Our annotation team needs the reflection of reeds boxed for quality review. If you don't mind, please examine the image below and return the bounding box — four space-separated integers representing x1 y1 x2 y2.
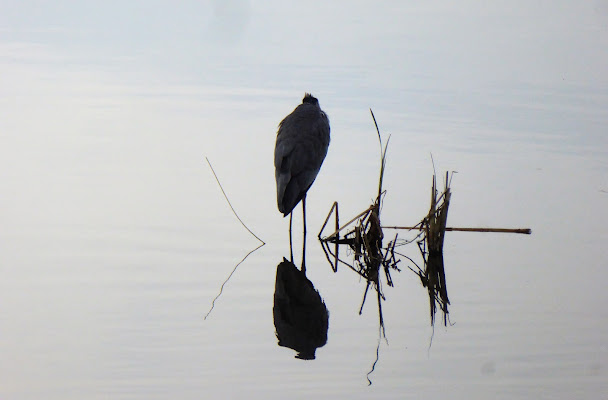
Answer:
318 111 532 384
318 109 398 385
318 110 398 338
318 106 534 332
418 172 452 327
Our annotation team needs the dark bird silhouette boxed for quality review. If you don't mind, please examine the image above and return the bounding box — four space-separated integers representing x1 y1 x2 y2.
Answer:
273 258 329 360
274 93 330 271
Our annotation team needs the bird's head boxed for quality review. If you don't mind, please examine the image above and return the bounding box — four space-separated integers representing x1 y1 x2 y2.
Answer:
302 93 319 106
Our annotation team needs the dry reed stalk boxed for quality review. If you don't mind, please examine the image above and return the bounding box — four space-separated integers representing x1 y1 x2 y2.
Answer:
318 110 397 338
384 226 532 234
417 172 452 326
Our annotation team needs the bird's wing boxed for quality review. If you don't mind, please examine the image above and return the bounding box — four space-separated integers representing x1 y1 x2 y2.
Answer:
274 108 330 215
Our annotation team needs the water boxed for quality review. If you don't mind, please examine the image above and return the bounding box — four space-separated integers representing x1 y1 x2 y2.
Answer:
1 1 607 399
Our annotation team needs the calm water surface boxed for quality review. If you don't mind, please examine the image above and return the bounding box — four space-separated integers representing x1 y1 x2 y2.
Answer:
1 2 607 399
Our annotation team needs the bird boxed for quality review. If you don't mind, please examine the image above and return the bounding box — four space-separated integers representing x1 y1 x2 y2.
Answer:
274 93 330 272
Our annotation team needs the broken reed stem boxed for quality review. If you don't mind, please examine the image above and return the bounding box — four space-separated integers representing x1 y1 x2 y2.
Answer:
205 157 266 245
382 226 532 234
321 205 375 240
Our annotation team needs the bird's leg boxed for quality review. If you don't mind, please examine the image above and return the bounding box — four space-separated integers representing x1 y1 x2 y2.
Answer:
302 194 307 274
289 212 294 263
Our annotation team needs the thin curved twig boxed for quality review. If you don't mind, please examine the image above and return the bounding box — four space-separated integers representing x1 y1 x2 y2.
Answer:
204 242 265 320
205 157 265 245
204 157 266 320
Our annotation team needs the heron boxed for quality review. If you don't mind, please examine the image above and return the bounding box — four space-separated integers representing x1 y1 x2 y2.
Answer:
274 93 330 272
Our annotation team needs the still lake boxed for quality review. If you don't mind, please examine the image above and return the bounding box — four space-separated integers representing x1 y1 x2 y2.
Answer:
1 2 607 399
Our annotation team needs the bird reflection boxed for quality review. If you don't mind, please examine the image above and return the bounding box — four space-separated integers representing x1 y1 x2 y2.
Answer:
273 258 329 360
